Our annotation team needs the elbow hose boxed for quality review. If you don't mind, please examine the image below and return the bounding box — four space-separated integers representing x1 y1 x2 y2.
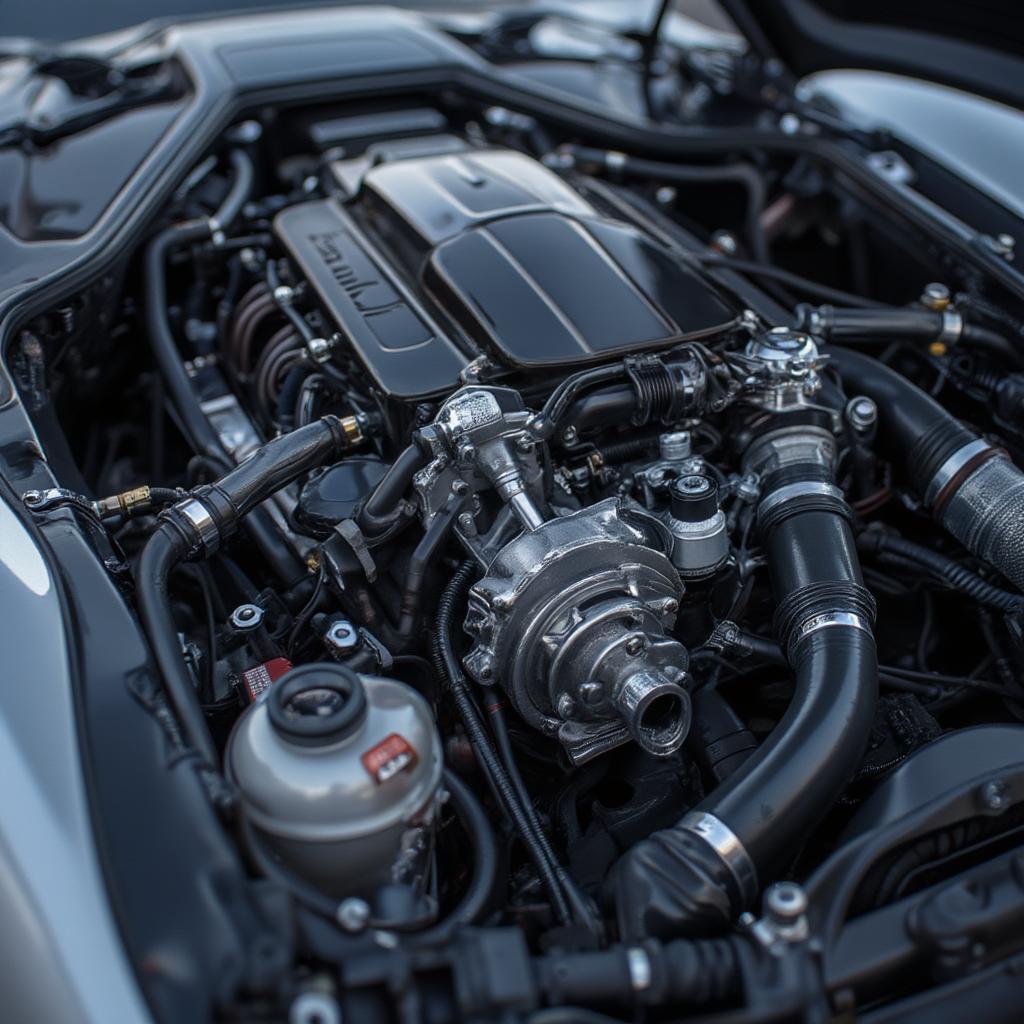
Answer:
613 459 877 939
136 417 353 765
831 348 1024 592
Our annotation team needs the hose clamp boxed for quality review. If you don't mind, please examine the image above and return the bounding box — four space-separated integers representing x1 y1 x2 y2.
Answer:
791 610 871 652
757 480 842 520
680 811 759 909
923 439 993 508
937 309 964 346
176 498 220 554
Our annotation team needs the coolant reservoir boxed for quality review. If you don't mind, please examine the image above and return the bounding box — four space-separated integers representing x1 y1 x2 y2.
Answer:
227 662 443 898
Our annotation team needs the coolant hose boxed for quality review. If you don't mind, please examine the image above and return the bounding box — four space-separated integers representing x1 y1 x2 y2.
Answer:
831 347 1024 591
613 461 877 939
136 417 352 765
356 443 427 538
799 305 1023 367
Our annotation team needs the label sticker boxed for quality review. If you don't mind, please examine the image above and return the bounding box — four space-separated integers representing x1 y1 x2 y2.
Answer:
362 733 418 784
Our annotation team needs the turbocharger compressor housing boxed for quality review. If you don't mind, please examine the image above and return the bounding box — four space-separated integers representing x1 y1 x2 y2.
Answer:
227 662 443 899
463 498 691 764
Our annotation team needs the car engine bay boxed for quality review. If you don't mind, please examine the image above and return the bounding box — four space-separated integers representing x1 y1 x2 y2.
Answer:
8 9 1024 1020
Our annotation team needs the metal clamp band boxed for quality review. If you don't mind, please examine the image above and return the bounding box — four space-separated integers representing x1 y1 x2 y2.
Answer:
791 610 871 652
937 309 964 346
923 439 992 508
680 810 759 908
757 480 842 520
176 498 219 554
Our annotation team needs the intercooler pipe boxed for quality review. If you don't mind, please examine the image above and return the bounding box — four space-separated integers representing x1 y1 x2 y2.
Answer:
613 443 877 939
830 347 1024 592
136 416 354 766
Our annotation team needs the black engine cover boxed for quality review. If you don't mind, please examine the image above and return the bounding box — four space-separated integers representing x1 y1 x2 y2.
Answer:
275 147 734 399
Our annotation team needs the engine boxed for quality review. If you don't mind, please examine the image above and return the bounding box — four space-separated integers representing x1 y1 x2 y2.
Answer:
17 94 1024 1021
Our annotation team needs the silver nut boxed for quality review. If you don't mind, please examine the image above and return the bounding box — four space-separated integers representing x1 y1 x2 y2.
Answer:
230 603 264 631
846 396 878 431
325 619 359 652
451 478 470 496
273 284 295 305
336 897 371 933
579 680 605 706
764 881 808 925
921 282 951 310
561 426 578 445
307 336 331 363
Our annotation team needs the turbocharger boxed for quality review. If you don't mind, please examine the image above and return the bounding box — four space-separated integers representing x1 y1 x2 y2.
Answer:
463 497 691 764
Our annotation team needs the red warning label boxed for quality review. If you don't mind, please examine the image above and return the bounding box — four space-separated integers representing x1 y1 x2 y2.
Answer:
361 733 417 784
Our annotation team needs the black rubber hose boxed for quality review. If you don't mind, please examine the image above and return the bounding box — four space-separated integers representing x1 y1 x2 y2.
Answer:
827 347 978 495
356 443 428 537
859 532 1023 612
487 702 599 934
800 305 1023 367
566 145 769 263
614 480 877 939
413 768 499 944
137 418 351 765
215 148 254 231
831 347 1024 592
145 219 229 466
537 937 740 1009
434 563 574 926
137 528 220 766
145 155 305 583
394 492 464 644
699 253 886 308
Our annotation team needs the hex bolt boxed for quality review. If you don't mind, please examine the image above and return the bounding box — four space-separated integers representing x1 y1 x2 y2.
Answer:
562 426 578 445
580 681 605 706
846 396 878 432
921 282 951 310
325 619 359 653
763 882 810 942
556 693 575 718
980 779 1010 812
336 897 371 933
625 634 647 656
230 603 264 631
451 478 470 496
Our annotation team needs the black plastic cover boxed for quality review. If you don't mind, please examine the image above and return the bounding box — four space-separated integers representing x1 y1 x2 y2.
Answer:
363 149 735 370
273 198 466 399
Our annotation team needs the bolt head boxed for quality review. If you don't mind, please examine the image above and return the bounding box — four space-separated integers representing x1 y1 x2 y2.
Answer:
22 490 42 507
981 779 1010 811
764 881 808 922
556 693 575 718
336 897 371 933
273 285 294 304
625 634 646 657
561 426 578 445
451 478 470 496
579 681 605 706
230 603 264 630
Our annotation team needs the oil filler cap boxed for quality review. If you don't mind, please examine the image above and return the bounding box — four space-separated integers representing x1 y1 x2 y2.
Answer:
670 474 719 522
267 663 368 747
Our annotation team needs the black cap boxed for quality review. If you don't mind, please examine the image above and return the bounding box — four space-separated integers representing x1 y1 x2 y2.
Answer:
670 474 719 522
267 663 368 747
